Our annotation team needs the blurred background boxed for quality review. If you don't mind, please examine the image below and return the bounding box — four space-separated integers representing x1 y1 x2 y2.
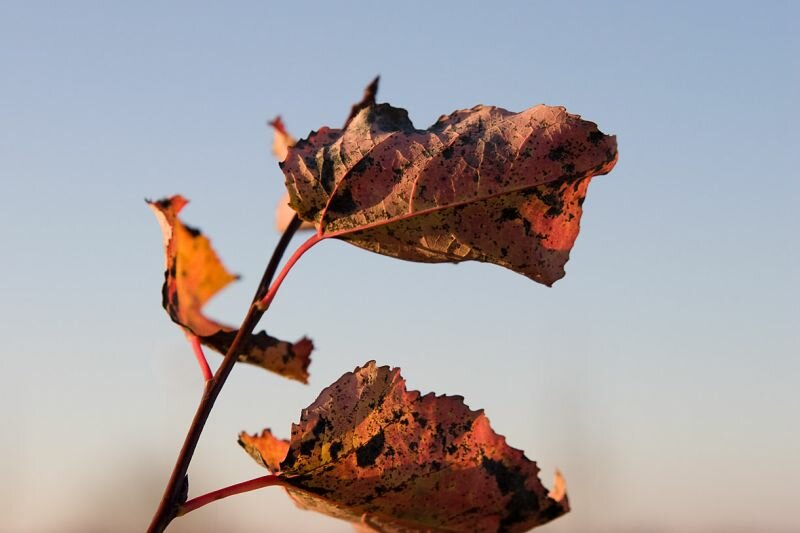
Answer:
1 1 797 531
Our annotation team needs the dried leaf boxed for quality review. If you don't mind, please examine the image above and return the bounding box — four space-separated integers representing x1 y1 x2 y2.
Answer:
270 117 315 233
282 100 617 286
240 361 568 531
148 195 312 382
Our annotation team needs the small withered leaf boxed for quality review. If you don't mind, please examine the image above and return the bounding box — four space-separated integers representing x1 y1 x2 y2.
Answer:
148 195 312 382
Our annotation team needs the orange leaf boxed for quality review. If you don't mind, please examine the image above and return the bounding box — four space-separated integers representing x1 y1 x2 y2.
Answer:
240 361 568 531
148 196 312 382
239 429 289 472
282 97 617 286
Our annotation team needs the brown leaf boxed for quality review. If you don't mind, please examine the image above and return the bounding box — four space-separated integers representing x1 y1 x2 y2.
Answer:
148 195 312 382
240 361 568 531
282 100 617 286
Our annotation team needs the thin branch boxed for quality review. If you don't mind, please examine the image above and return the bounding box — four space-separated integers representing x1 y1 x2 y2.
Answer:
186 333 212 382
255 232 325 312
177 475 285 517
147 215 304 533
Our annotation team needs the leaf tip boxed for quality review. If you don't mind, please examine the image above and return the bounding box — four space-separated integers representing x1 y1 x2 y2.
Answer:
239 428 290 472
548 469 568 503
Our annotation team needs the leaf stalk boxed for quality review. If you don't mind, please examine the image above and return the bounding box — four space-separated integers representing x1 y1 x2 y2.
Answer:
177 474 285 517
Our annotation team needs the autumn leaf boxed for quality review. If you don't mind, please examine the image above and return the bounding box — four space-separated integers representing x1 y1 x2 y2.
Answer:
239 361 568 531
281 98 617 286
270 117 316 233
148 195 312 382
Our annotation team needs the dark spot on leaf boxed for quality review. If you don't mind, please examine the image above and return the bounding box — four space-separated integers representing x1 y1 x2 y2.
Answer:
369 104 416 133
481 457 515 495
309 416 332 441
183 224 202 238
300 438 316 456
588 129 604 145
548 146 567 161
482 457 541 530
329 441 343 460
350 155 374 176
356 430 385 467
289 475 333 496
281 449 296 469
320 156 335 190
328 187 358 214
539 499 567 523
522 219 532 236
545 206 563 217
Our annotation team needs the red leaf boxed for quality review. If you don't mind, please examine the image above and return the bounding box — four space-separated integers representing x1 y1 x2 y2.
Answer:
148 196 312 382
240 361 568 531
282 99 617 285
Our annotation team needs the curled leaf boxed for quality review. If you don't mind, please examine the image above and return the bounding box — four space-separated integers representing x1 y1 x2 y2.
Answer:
148 195 312 382
240 361 568 531
239 429 289 472
282 98 617 285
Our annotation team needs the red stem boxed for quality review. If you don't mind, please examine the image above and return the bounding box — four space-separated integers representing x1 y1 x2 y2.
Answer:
186 333 212 382
177 475 285 517
255 233 324 311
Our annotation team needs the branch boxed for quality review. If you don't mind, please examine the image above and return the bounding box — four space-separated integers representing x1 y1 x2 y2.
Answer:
147 214 303 533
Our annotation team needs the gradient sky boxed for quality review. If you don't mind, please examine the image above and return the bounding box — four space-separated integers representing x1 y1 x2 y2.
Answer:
1 2 798 532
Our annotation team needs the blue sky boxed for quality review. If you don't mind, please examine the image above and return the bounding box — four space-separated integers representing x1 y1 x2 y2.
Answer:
1 2 797 531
